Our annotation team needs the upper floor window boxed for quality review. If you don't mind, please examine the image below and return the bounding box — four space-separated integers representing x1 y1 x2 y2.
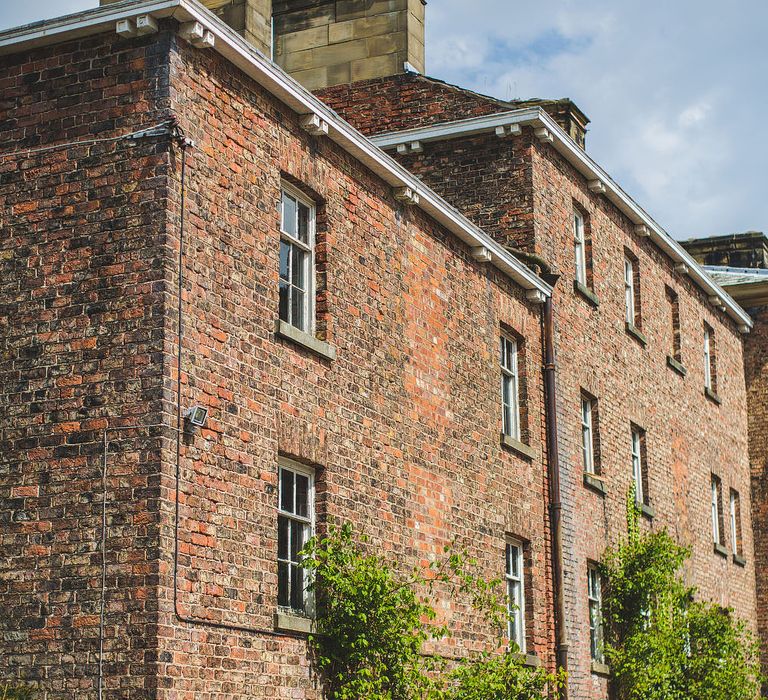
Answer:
506 540 527 652
588 564 604 663
581 393 599 475
666 286 682 363
574 210 588 286
279 186 315 333
631 425 649 508
704 323 718 395
730 488 743 559
624 254 641 328
500 334 520 441
277 458 315 614
711 474 725 550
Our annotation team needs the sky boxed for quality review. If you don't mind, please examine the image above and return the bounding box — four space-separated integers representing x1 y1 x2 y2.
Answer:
2 1 766 241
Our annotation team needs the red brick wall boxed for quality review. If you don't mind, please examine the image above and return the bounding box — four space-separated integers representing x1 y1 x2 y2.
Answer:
152 35 554 699
383 126 757 696
315 74 508 135
1 26 557 699
743 305 768 690
0 30 174 698
530 139 756 698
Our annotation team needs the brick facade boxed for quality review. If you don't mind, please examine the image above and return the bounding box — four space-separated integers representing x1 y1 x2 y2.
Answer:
682 233 768 693
0 3 760 699
1 20 556 699
326 79 758 696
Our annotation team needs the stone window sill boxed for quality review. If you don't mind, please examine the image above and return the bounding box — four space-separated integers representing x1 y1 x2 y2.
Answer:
501 434 536 461
573 280 599 307
733 553 747 567
513 652 541 668
584 472 607 495
591 661 611 677
625 322 647 347
639 502 655 520
667 356 687 377
714 542 728 559
705 387 722 405
274 611 314 635
275 320 336 361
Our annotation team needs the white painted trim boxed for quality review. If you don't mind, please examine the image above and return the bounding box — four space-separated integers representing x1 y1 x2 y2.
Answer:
369 112 753 330
0 0 552 299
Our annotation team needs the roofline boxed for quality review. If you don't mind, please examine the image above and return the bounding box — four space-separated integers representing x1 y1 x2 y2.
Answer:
0 0 552 300
703 268 768 307
370 112 753 331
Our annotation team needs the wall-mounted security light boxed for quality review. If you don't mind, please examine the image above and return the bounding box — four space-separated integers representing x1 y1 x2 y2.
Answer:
184 405 209 430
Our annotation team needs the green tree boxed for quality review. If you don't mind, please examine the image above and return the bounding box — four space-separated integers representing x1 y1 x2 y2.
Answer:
602 494 761 700
301 523 564 700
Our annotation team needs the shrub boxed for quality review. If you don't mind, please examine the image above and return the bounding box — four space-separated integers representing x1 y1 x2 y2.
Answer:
301 523 563 700
602 494 762 700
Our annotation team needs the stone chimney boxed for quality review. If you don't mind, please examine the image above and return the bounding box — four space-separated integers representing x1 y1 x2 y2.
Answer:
272 0 426 90
683 232 768 270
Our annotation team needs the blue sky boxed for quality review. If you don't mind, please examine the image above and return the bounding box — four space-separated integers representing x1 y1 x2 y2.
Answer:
2 1 766 241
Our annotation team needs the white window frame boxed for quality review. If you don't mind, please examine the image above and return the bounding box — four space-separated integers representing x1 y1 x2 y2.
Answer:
588 565 604 663
711 475 722 546
279 184 316 333
624 256 636 325
574 211 587 286
277 457 315 615
581 395 595 474
730 489 740 555
631 427 644 506
704 326 713 391
505 540 526 653
500 334 521 440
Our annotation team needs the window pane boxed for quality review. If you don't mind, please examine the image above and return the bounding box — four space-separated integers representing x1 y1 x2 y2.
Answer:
279 240 291 281
295 474 309 518
508 545 520 577
282 192 297 236
280 469 294 513
292 289 306 331
279 281 290 323
290 564 305 611
278 515 289 560
297 202 310 244
290 519 304 561
278 561 290 607
292 247 306 290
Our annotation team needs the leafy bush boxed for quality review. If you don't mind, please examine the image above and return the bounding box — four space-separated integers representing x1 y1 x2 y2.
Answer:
301 523 563 700
602 494 762 700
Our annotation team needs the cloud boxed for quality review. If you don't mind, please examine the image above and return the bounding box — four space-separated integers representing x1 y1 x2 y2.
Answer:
426 0 768 239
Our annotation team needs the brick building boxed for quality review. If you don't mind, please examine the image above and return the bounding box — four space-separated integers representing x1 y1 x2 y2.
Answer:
683 231 768 691
0 1 760 698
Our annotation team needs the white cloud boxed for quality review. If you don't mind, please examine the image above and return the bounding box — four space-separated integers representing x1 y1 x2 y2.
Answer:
425 0 768 239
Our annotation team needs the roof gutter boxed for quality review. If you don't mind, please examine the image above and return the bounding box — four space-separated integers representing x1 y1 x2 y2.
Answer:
370 112 753 331
0 0 552 300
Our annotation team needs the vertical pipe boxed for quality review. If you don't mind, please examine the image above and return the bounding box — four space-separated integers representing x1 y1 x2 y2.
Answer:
542 277 568 696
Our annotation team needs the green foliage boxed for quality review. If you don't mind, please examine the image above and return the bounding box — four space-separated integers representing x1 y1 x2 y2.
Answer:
602 495 762 700
0 683 36 700
301 523 563 700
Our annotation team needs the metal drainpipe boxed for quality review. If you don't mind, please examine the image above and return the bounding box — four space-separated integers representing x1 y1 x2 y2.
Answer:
541 273 568 696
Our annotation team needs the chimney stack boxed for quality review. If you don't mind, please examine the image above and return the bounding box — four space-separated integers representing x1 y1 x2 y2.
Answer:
273 0 426 90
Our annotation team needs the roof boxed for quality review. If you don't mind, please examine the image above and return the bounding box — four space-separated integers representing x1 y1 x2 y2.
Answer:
705 266 768 287
704 266 768 307
0 0 552 300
